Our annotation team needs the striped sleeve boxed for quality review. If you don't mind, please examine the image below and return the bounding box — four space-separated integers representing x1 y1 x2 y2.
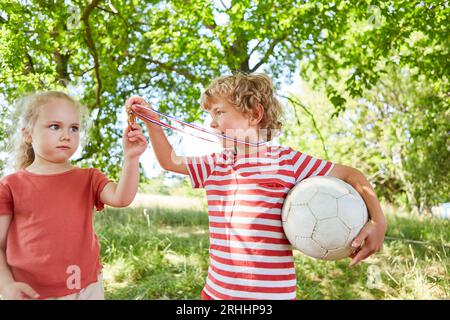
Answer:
290 148 334 184
185 153 218 189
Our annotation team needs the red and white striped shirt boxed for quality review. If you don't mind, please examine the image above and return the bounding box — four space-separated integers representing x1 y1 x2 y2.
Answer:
186 146 334 300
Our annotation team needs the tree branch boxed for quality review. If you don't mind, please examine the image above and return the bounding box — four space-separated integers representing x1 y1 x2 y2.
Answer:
219 0 230 10
72 66 95 77
81 0 102 109
248 38 265 58
23 52 46 87
97 5 130 27
281 95 330 159
24 53 35 75
141 56 199 82
51 27 71 87
250 36 286 73
54 50 70 86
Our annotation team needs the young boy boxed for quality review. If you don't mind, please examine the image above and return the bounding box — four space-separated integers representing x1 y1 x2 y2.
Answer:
126 73 387 300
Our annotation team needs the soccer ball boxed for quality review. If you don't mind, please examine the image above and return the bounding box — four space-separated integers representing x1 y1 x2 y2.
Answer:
282 176 368 260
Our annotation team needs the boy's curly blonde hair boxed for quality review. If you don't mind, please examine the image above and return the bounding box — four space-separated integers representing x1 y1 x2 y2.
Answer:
200 73 283 141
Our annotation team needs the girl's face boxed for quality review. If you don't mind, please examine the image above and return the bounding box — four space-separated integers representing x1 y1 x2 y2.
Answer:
27 98 80 165
208 98 259 150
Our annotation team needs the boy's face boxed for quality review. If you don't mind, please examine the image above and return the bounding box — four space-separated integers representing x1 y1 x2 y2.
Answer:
26 98 80 165
207 98 259 149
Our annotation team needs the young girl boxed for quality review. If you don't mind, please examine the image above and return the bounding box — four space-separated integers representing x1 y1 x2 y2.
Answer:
126 73 387 300
0 91 147 300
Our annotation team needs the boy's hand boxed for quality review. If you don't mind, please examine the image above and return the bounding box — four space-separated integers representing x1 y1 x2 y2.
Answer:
349 218 387 267
123 123 147 159
1 282 40 300
125 96 160 121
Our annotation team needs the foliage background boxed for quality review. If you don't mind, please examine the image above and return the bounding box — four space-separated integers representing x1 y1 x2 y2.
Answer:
0 0 449 301
1 0 448 211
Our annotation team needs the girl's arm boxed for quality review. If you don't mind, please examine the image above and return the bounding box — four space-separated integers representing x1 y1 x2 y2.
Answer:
0 215 39 299
329 164 387 267
126 97 189 175
100 124 148 207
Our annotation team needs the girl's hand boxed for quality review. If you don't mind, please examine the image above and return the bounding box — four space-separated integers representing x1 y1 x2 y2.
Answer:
125 96 160 121
123 123 147 159
1 282 40 300
348 218 387 267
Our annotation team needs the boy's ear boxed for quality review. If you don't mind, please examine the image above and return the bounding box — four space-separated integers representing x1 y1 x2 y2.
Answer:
21 128 32 144
249 104 264 126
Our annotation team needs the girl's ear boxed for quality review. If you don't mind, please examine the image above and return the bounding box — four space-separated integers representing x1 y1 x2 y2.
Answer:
249 104 264 126
21 128 32 144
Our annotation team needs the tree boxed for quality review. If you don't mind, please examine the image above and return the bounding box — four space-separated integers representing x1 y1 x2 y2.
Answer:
1 0 448 184
0 0 349 176
282 63 449 214
301 0 449 114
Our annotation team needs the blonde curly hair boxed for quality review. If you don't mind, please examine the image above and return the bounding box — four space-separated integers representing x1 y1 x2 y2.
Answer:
8 91 89 170
200 73 283 141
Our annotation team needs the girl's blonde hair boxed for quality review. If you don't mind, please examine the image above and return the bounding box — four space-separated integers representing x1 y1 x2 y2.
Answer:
200 73 283 141
8 91 89 170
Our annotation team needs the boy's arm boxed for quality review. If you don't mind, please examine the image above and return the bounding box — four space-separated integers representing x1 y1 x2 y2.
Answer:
329 164 387 267
0 215 39 299
127 97 188 175
100 124 148 207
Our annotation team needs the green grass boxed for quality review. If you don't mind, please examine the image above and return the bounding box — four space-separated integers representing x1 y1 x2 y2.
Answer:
95 207 209 299
95 203 449 300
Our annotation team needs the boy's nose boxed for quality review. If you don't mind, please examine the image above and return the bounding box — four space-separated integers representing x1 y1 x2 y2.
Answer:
210 120 218 129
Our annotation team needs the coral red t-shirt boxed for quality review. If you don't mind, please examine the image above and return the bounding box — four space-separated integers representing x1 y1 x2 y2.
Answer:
0 168 111 299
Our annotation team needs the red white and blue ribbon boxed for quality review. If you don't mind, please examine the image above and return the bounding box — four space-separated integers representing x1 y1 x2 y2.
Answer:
131 104 266 147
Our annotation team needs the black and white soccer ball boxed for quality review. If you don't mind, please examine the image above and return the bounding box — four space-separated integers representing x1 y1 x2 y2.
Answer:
282 176 368 260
